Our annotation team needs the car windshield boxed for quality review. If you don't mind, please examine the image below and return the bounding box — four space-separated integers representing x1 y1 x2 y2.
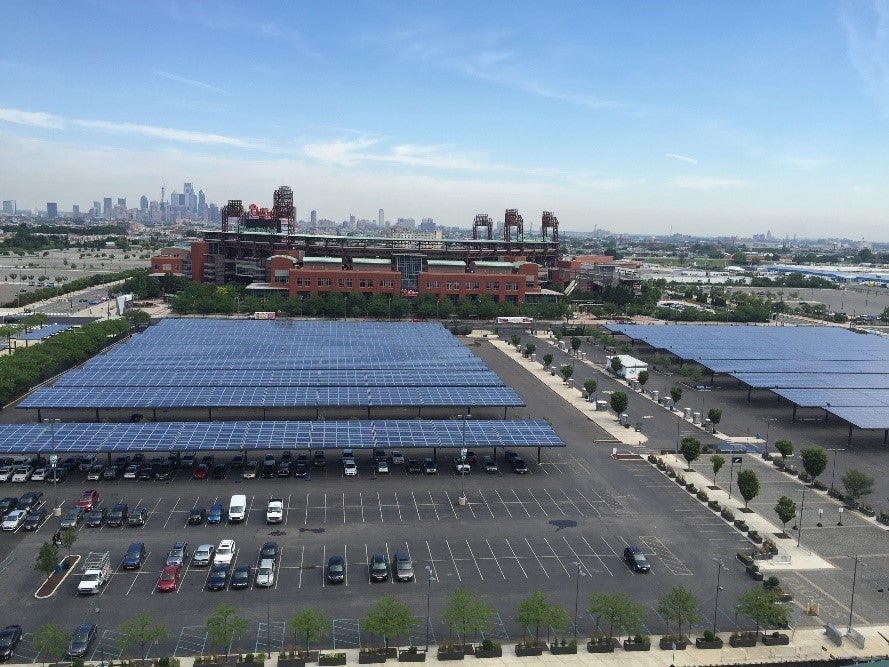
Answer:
0 634 14 647
161 571 176 581
372 560 386 571
329 563 343 572
634 553 647 562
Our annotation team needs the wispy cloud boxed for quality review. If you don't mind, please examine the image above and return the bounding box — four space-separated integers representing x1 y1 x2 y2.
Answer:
665 153 698 165
152 69 230 95
0 107 65 129
840 0 889 114
73 118 256 148
782 156 829 170
673 176 747 189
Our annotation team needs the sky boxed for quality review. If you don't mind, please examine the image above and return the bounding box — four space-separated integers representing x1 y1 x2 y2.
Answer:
1 1 888 240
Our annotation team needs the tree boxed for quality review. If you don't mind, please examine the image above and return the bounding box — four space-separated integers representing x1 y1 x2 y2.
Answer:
707 408 722 430
842 469 875 504
32 624 68 667
60 527 77 551
737 469 760 508
34 542 59 578
206 603 248 656
610 391 628 415
680 437 701 469
442 588 494 644
610 356 623 374
523 343 536 357
583 379 597 401
559 364 574 383
515 591 569 644
774 496 797 534
656 586 702 639
588 592 645 640
709 454 725 486
669 385 683 405
800 447 828 484
736 589 790 635
288 608 327 654
118 611 166 659
637 370 649 387
542 353 553 369
363 595 414 650
510 334 521 347
570 336 582 355
774 439 793 460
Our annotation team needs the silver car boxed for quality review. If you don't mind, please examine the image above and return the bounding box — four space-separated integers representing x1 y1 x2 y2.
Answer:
255 558 275 587
193 544 214 566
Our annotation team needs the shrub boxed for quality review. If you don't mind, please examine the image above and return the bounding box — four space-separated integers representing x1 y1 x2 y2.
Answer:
632 635 649 645
245 654 254 663
685 483 697 493
708 500 720 511
763 576 780 590
721 507 735 521
879 511 889 525
696 490 708 501
736 552 754 567
702 630 716 642
813 479 828 491
676 474 686 485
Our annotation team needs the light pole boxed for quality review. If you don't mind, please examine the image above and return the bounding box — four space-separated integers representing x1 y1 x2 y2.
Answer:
44 418 60 491
848 555 862 633
711 559 728 635
827 448 845 493
458 415 468 504
762 417 777 454
571 562 586 641
796 486 806 548
425 566 436 652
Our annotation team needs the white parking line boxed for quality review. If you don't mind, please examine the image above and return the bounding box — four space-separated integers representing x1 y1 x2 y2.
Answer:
411 491 422 521
427 491 440 521
359 492 366 523
541 537 570 574
465 540 484 580
524 537 549 577
143 497 163 528
284 493 292 526
444 491 458 519
344 544 349 586
393 492 403 522
243 495 255 526
527 489 548 516
298 545 305 589
493 490 513 517
274 546 282 590
485 539 507 579
425 540 439 582
591 536 616 576
384 542 393 584
542 489 566 516
475 490 496 518
502 539 528 579
465 496 477 519
377 492 384 522
512 490 531 517
560 489 584 516
444 539 462 582
163 497 180 529
364 543 370 584
574 488 599 515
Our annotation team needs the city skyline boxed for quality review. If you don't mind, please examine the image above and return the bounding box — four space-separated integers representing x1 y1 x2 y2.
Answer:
1 2 887 239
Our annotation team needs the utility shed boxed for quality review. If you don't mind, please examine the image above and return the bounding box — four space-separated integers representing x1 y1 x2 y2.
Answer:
609 354 648 381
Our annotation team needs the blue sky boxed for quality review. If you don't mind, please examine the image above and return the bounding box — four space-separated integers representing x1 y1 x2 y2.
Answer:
1 1 887 240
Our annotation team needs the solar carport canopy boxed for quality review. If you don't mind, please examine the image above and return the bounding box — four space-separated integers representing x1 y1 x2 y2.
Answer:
0 420 563 454
605 324 889 430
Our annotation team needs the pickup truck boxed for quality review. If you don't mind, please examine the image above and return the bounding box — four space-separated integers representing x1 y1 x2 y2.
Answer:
77 551 112 594
266 498 284 524
453 457 470 475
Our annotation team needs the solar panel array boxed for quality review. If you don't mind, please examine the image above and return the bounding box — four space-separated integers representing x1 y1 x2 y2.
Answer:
0 419 563 454
20 319 523 410
18 323 74 340
606 324 889 430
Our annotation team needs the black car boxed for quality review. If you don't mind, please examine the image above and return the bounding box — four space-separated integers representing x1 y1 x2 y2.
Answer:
230 455 244 469
407 459 421 474
200 455 214 467
326 555 345 584
17 491 44 511
0 498 18 517
296 454 309 467
207 563 229 591
22 508 47 531
59 507 84 530
623 546 651 573
276 462 292 477
0 624 22 661
127 507 149 527
293 463 308 478
230 564 251 590
180 453 196 469
261 464 277 479
154 463 174 480
106 502 129 527
511 457 528 474
65 623 97 659
312 451 326 467
85 508 107 527
369 553 389 581
504 451 519 463
46 468 69 484
138 465 156 481
259 541 279 562
122 542 147 569
210 463 227 479
422 458 437 475
102 465 121 480
188 507 206 525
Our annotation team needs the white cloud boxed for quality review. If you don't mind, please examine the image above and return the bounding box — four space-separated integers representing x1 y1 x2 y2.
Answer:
782 156 829 170
0 107 65 129
72 118 257 148
673 176 747 189
302 137 382 167
151 70 230 95
841 0 889 114
665 153 698 165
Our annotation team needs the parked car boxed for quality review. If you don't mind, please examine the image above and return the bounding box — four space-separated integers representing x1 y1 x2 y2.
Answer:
1 510 27 531
22 508 48 531
86 464 105 481
276 462 292 477
312 451 326 467
369 553 389 581
230 455 244 469
481 455 498 474
76 490 100 511
193 544 214 566
188 507 207 525
343 460 358 477
166 541 189 567
242 460 259 479
0 624 22 661
156 565 181 592
46 468 69 484
11 467 33 483
59 507 84 530
65 623 97 659
154 463 174 480
464 450 478 464
259 541 279 562
511 457 528 474
106 502 129 527
390 451 405 465
623 546 651 573
85 508 107 528
180 453 196 469
376 459 389 474
453 457 470 474
326 555 345 584
293 463 308 478
392 549 414 582
207 563 230 591
255 559 275 587
260 464 277 479
78 454 97 471
230 564 251 590
138 466 156 481
102 466 121 481
504 451 520 463
0 468 13 483
127 507 149 527
121 542 147 569
31 467 48 482
17 491 43 511
0 498 17 517
122 464 141 480
192 464 209 480
210 464 227 480
214 539 236 565
207 504 225 525
407 460 422 474
423 458 437 475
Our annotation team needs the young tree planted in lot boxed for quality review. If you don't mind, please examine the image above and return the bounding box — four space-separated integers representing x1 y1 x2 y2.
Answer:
610 391 629 415
656 586 702 640
515 591 569 644
680 437 701 469
669 385 683 405
710 454 725 486
442 588 494 644
570 336 582 355
510 334 520 347
707 408 722 431
736 588 790 635
32 624 68 667
637 370 649 388
523 343 536 357
289 608 328 655
610 356 623 374
60 527 77 552
588 592 645 641
774 496 797 535
774 439 794 460
206 603 248 656
559 364 574 383
118 611 166 659
363 595 414 650
583 379 597 402
34 542 59 578
737 469 760 509
800 447 827 485
542 353 553 369
842 469 875 505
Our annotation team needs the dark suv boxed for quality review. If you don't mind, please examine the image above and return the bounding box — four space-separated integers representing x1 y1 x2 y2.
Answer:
65 623 97 659
623 545 650 573
326 555 345 584
0 624 22 661
122 542 147 569
369 553 388 581
106 502 128 527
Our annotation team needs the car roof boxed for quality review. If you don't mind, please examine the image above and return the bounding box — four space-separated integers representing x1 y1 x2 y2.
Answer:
173 540 187 548
127 542 144 550
74 623 96 632
162 564 180 572
371 552 386 560
218 539 235 548
197 544 213 551
328 555 343 563
394 549 410 559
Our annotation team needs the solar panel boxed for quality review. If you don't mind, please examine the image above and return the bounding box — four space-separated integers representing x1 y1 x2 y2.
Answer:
18 323 74 340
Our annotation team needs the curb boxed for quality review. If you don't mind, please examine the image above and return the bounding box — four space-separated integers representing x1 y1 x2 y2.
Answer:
34 553 80 599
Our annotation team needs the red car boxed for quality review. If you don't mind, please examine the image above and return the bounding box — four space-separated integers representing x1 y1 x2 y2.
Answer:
76 489 100 511
192 464 209 480
156 565 181 592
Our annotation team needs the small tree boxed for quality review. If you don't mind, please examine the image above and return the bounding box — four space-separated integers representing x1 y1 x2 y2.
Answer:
542 353 553 369
800 447 828 485
774 495 797 534
774 439 793 460
118 611 166 659
610 356 623 374
510 334 520 347
736 588 790 635
583 379 597 402
206 603 248 656
737 469 760 509
588 592 645 640
60 527 78 551
610 391 629 415
289 608 328 655
32 624 68 667
680 437 701 469
669 385 683 405
707 408 722 431
637 370 649 387
515 591 568 644
524 343 536 357
709 454 725 486
34 542 59 579
559 364 574 383
570 336 582 355
842 469 875 505
442 588 494 644
363 595 414 650
656 586 702 640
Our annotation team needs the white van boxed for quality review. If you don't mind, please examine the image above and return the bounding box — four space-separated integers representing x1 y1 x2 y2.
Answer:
229 494 247 522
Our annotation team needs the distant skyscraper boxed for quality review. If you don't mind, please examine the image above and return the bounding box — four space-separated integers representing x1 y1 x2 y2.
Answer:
72 204 80 217
103 198 112 217
184 182 197 212
310 210 317 226
46 202 58 219
378 209 384 226
419 217 435 233
140 195 149 211
117 197 126 209
93 201 101 217
198 189 206 214
2 200 14 214
349 214 356 228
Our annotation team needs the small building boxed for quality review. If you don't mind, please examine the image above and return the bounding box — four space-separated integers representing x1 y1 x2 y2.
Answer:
609 354 648 381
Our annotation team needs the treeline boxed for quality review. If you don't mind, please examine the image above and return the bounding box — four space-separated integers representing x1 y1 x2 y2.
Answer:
3 268 147 308
749 274 838 289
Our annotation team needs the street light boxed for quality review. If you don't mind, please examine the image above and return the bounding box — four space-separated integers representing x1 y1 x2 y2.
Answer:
425 566 437 652
827 448 845 493
796 486 806 548
762 417 778 454
570 562 587 641
711 559 728 635
847 555 862 633
457 415 468 504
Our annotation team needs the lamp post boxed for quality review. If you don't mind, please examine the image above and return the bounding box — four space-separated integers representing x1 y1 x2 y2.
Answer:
848 555 862 633
827 448 844 493
425 566 436 652
44 418 60 491
571 562 586 641
762 417 778 454
796 486 806 548
458 415 468 504
711 559 728 635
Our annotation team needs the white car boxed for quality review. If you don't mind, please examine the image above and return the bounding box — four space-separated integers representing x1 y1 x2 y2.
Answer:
31 467 48 482
0 466 13 482
214 539 236 565
11 466 33 483
1 510 27 531
255 558 275 587
265 499 284 524
390 451 405 465
343 459 358 477
122 465 140 480
376 459 389 474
